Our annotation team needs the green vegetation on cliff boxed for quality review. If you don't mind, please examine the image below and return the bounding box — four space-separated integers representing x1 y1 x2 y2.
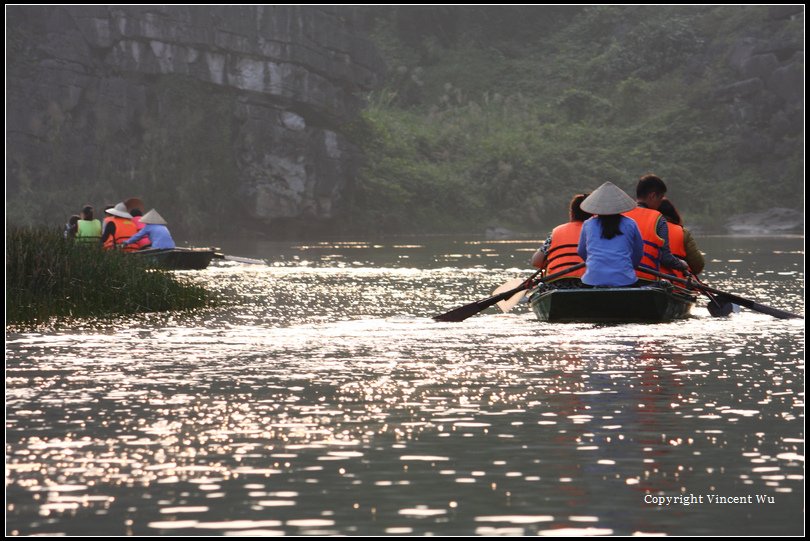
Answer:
349 6 803 234
6 228 211 326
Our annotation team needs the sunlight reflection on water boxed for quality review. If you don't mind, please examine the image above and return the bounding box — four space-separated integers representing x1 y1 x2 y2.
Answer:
5 237 804 536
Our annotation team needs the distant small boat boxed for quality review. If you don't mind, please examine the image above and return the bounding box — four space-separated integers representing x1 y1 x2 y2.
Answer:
528 284 697 323
133 247 216 270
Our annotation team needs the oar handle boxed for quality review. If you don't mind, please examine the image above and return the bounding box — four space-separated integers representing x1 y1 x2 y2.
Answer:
481 262 587 308
528 262 585 289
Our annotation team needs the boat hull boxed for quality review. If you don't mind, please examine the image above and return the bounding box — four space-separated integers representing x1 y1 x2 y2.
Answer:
529 285 696 323
133 248 215 270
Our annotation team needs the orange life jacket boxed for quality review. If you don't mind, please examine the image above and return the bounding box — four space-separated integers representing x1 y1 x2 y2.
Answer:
545 221 586 280
623 206 664 281
662 222 687 279
103 217 139 251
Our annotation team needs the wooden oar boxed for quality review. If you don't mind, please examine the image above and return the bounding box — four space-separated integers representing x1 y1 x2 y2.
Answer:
687 272 737 317
493 278 530 313
212 252 267 265
433 262 586 322
640 267 801 320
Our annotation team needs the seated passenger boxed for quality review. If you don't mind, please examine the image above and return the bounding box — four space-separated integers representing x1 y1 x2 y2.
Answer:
577 182 643 287
531 193 592 287
122 209 176 250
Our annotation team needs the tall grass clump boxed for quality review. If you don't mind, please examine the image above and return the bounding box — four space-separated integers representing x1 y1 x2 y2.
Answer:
6 227 211 325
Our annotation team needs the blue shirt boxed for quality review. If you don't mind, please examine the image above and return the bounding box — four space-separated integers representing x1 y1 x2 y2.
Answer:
124 224 176 250
577 216 643 287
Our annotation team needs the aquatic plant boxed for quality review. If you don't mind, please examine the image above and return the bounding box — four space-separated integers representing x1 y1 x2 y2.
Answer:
6 227 211 325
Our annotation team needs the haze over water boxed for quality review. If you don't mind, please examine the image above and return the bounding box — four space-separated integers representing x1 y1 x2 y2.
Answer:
5 236 804 536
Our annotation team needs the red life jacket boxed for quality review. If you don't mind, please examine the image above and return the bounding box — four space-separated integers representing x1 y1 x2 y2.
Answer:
623 206 664 281
545 221 586 281
131 216 151 249
103 217 139 251
662 222 687 279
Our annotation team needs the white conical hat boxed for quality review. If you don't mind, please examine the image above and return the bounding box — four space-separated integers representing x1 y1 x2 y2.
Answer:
105 202 133 219
580 182 637 215
140 209 167 225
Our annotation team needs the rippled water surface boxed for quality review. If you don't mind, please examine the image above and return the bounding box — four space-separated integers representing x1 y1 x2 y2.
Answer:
6 236 804 535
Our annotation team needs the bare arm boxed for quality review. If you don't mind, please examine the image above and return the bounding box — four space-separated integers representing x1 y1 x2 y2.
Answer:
531 232 553 269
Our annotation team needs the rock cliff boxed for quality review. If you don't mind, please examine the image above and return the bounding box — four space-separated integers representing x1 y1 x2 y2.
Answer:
714 7 803 168
7 6 382 237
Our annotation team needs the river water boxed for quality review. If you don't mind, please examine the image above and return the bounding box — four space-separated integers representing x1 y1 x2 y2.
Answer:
5 235 804 536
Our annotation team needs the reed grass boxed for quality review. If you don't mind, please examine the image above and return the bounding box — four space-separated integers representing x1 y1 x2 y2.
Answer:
6 227 211 325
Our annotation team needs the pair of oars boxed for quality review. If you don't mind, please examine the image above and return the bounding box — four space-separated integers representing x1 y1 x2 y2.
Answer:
639 267 801 320
433 264 801 322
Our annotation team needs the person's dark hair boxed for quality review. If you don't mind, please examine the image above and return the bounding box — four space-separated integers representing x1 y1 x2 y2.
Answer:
570 193 593 222
68 215 80 226
657 199 682 225
82 205 94 220
636 174 667 199
599 214 624 240
130 208 143 217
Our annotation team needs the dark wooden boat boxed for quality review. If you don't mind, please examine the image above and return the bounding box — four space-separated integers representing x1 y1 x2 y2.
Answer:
133 247 216 270
528 283 697 323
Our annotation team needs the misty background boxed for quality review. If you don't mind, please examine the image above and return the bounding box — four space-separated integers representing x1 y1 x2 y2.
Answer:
6 6 804 240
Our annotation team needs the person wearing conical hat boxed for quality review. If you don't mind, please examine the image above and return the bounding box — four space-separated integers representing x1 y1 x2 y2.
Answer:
122 209 176 250
576 182 644 287
128 207 152 250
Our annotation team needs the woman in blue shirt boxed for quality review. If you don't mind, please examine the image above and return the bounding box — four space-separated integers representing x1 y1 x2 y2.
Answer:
123 209 176 250
577 182 643 287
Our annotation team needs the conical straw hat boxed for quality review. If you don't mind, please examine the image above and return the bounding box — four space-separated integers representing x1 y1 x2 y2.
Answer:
580 182 637 215
140 209 168 225
105 202 133 219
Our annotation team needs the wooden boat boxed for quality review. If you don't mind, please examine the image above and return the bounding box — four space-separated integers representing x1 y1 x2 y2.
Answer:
528 283 697 323
132 247 216 270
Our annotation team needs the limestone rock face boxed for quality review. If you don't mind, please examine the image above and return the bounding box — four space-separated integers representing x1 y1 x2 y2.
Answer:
7 6 382 236
720 27 803 165
726 207 804 235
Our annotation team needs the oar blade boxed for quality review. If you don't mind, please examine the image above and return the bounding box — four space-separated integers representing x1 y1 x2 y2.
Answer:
433 287 519 322
432 301 488 323
433 263 585 323
707 299 736 317
212 252 267 265
496 289 529 313
492 278 526 313
225 255 267 265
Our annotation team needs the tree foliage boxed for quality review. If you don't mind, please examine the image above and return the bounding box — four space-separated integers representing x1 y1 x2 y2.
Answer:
348 6 803 234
